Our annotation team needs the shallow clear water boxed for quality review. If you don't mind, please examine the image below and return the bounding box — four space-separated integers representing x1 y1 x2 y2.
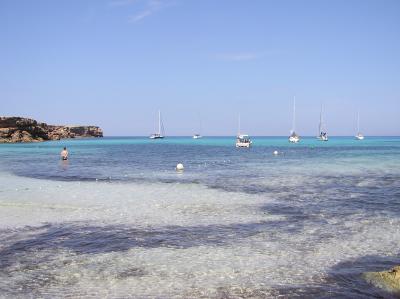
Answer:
0 137 399 298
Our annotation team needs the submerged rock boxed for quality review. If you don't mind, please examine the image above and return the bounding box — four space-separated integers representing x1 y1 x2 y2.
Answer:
363 266 400 296
0 116 103 143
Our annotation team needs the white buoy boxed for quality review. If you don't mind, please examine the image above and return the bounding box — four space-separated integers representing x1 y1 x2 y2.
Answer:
273 150 279 155
176 163 184 171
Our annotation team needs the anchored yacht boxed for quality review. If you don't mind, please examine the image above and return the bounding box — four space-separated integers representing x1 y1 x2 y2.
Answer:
236 115 252 148
149 110 165 139
317 104 328 141
289 97 300 143
355 111 364 140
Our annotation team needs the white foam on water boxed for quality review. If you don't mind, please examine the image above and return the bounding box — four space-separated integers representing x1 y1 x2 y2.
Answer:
0 171 400 297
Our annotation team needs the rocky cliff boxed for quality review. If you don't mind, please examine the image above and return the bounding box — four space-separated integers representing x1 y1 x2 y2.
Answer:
0 117 103 143
48 125 103 140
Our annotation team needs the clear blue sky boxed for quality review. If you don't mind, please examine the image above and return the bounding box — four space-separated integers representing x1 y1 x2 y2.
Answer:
1 0 399 136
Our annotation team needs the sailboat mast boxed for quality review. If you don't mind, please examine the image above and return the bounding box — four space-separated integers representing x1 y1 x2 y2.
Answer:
292 96 296 133
357 111 360 133
199 118 202 135
319 104 323 134
238 114 241 136
158 110 161 135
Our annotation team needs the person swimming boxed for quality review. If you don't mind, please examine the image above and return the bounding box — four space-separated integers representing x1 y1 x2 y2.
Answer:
60 147 69 160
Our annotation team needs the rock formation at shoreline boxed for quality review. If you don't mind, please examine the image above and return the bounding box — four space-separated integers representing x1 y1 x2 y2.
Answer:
363 266 400 296
47 125 103 140
0 117 103 143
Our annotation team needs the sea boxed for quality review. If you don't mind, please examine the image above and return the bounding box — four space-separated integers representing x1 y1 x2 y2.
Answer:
0 136 399 298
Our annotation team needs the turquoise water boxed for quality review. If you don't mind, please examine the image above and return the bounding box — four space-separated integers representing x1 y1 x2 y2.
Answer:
0 136 399 183
0 136 399 298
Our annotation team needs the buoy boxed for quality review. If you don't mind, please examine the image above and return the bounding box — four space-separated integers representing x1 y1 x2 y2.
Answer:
176 163 184 171
273 150 279 155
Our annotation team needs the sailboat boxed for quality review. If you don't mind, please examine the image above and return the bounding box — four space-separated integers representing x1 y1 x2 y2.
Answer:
355 111 364 140
236 114 252 148
289 96 300 143
317 104 328 141
149 110 165 139
193 117 202 139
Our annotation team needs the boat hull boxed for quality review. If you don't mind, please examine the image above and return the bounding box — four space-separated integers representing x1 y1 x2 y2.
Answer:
317 136 328 141
236 142 251 148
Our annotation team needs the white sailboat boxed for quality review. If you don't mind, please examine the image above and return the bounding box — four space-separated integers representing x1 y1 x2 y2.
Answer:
193 117 202 139
149 110 165 139
236 114 252 148
317 104 328 141
289 96 300 143
355 111 364 140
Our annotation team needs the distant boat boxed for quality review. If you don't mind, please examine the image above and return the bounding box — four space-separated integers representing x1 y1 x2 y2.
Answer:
149 110 165 139
355 111 364 140
193 117 202 139
289 96 300 143
317 104 328 141
236 114 252 148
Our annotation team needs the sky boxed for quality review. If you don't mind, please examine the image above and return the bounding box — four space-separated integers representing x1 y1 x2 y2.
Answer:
1 0 399 136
